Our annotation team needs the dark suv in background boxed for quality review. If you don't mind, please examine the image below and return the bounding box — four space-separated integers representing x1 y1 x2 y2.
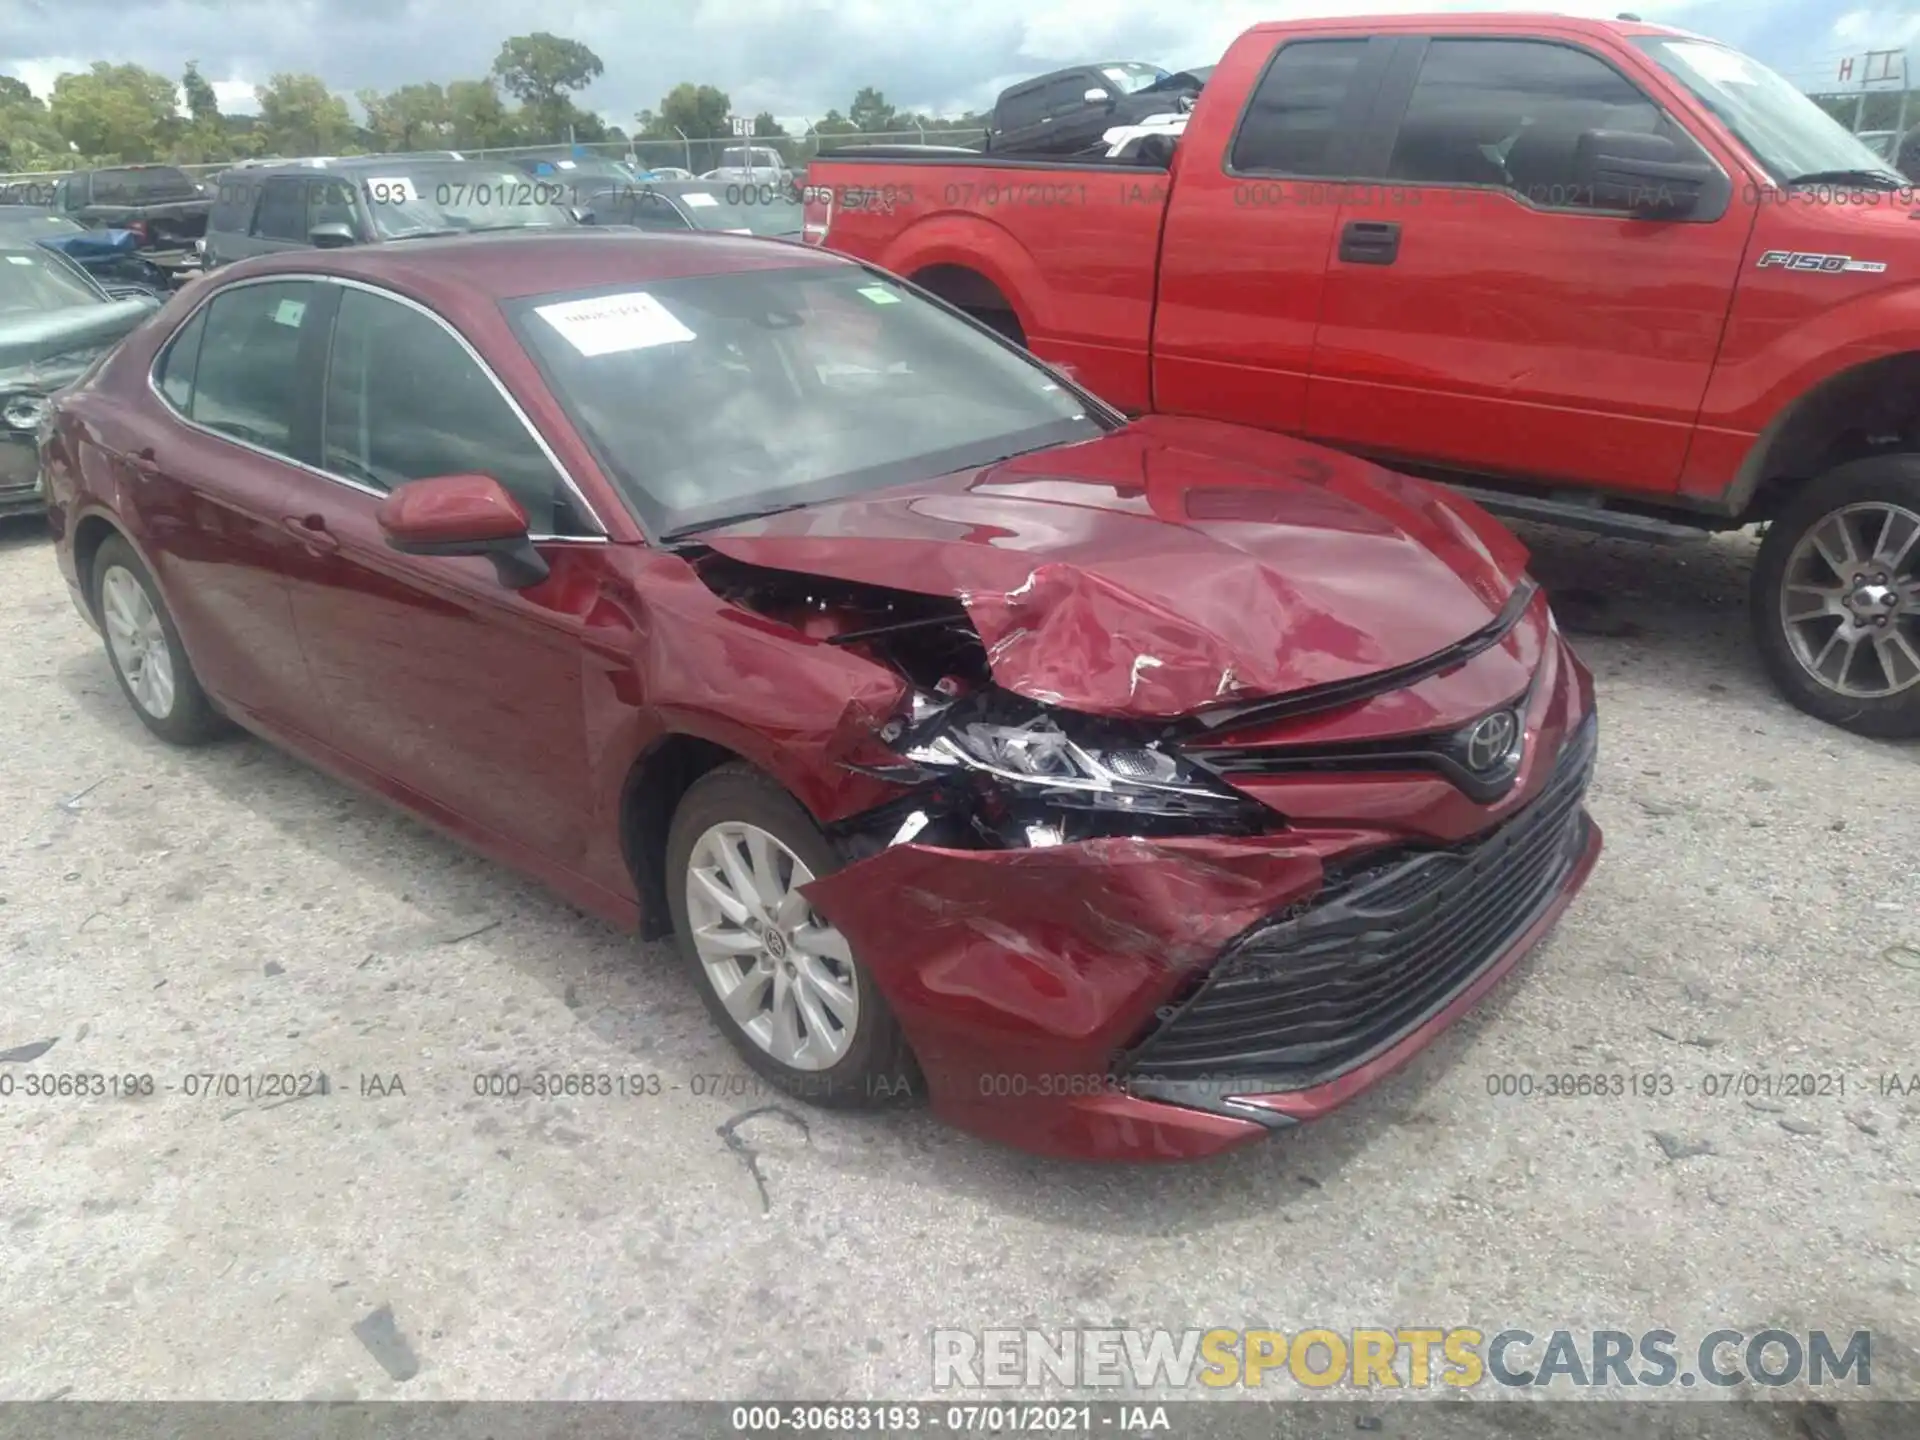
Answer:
986 62 1207 157
203 157 579 266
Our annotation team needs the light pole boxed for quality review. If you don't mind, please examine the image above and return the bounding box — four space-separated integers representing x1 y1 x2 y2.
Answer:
674 126 691 172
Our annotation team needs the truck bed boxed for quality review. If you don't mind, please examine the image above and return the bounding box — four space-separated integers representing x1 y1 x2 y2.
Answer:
807 150 1172 410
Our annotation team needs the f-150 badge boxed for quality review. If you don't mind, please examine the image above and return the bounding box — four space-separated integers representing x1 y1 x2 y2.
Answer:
1756 250 1887 273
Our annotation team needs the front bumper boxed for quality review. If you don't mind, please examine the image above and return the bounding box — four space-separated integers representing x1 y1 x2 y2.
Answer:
802 633 1603 1162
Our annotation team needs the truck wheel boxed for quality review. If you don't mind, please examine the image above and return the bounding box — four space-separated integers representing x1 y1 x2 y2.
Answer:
1751 455 1920 738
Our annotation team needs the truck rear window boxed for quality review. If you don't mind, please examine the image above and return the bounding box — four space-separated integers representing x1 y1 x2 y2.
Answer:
90 167 201 205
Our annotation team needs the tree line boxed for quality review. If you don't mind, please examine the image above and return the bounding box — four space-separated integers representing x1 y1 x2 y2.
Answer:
0 33 988 173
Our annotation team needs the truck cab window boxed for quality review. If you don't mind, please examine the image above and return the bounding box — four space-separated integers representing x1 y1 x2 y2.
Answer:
1387 39 1690 208
1229 40 1371 176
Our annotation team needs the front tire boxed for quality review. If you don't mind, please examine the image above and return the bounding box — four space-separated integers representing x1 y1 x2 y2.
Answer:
90 535 225 746
664 763 920 1108
1751 455 1920 739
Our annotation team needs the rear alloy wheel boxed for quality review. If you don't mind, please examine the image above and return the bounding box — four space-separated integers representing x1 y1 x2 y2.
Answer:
1752 455 1920 738
664 763 919 1107
90 535 225 746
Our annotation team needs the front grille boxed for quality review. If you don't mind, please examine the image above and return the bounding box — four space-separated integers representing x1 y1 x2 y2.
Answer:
1120 712 1597 1092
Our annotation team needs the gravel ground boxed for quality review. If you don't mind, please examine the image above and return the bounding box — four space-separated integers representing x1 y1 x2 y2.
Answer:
1 512 1916 1421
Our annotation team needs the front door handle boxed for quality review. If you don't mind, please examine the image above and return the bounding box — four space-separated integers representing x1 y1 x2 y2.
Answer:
1338 220 1401 265
282 513 339 552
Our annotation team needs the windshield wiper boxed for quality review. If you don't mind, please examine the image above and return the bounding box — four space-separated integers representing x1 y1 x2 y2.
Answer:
1786 168 1907 189
661 501 811 542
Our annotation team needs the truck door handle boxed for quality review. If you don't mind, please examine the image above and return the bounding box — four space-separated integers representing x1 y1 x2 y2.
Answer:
282 513 339 552
1339 220 1401 265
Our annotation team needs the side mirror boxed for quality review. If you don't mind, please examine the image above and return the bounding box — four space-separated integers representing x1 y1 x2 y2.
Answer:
308 222 357 248
1044 360 1082 385
1572 130 1715 218
375 474 550 589
1084 88 1108 105
570 206 597 225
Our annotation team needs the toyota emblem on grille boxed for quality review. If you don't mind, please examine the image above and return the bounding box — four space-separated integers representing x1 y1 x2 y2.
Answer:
1463 710 1520 773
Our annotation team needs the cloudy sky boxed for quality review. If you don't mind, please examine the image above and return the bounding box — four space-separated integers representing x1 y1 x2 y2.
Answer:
3 0 1918 128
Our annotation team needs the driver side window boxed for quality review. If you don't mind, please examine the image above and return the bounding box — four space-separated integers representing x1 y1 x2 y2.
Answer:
1386 38 1701 209
321 286 596 537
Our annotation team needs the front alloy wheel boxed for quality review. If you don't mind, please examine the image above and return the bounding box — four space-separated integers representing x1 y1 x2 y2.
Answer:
684 820 861 1071
663 763 920 1107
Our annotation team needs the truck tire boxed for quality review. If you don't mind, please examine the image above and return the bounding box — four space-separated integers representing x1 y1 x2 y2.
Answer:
1750 454 1920 738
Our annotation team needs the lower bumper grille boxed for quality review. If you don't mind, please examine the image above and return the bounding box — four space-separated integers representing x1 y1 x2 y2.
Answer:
1121 712 1597 1093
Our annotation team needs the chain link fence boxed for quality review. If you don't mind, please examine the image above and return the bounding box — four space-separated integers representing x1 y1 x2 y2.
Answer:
0 129 987 190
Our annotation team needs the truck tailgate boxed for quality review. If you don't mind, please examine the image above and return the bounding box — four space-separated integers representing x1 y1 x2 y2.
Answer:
806 160 1170 411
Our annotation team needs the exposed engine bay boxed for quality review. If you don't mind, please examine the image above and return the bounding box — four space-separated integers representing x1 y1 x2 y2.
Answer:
690 550 1275 856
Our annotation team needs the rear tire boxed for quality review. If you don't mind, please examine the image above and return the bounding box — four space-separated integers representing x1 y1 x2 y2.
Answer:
90 535 225 746
664 763 920 1108
1751 455 1920 739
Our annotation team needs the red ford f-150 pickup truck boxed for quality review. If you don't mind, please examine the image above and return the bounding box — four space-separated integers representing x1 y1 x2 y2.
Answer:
804 13 1920 738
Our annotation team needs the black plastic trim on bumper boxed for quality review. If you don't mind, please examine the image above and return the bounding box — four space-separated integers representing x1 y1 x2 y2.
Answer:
1118 712 1598 1095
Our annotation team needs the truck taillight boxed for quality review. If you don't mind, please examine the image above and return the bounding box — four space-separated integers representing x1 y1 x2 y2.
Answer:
801 185 832 246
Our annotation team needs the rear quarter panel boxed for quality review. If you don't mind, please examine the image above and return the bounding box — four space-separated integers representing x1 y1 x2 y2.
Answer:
808 159 1167 410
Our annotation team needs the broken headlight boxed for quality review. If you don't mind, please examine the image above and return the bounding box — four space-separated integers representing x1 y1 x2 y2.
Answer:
898 704 1252 818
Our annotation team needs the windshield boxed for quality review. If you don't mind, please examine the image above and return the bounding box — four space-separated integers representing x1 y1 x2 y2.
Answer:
1101 63 1173 95
506 265 1104 536
663 184 803 235
721 147 785 169
0 248 102 314
1635 38 1899 183
362 168 577 238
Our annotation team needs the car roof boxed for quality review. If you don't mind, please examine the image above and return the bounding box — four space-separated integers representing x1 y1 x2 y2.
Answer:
219 156 532 180
213 227 845 301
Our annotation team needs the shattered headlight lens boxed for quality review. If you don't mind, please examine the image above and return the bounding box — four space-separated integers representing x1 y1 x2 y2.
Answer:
1 393 50 433
901 710 1250 817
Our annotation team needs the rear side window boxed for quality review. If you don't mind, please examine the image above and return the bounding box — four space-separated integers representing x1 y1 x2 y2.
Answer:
321 287 594 536
1386 39 1675 205
155 308 208 413
252 179 309 242
186 281 320 454
90 167 199 204
1229 40 1371 175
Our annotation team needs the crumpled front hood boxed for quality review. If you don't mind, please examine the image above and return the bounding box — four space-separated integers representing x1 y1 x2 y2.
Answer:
700 415 1528 718
0 296 156 385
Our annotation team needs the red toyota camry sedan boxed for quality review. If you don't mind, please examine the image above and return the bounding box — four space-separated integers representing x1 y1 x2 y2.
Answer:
42 230 1602 1161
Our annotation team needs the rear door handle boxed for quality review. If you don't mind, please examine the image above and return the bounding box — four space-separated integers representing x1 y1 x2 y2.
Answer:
282 513 339 552
126 447 162 477
1338 220 1401 265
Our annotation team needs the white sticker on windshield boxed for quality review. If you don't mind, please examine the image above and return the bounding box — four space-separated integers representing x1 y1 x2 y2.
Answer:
273 298 306 328
857 285 902 305
557 159 577 169
1671 42 1756 85
722 227 753 234
363 176 415 202
4 254 33 265
682 192 719 207
535 291 696 356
